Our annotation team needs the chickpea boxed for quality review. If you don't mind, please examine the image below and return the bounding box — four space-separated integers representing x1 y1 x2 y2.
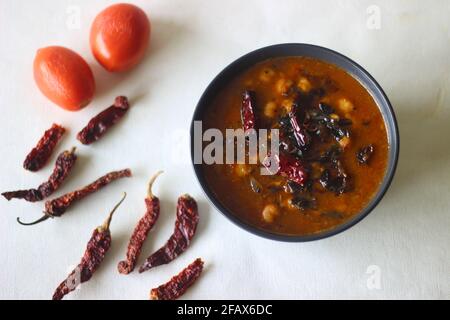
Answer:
264 101 277 118
338 136 351 149
262 204 279 223
235 164 251 177
276 78 293 95
281 98 294 112
330 113 340 121
297 77 312 92
259 68 275 83
338 98 355 113
280 197 292 209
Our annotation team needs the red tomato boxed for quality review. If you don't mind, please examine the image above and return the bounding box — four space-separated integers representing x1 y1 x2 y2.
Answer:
34 46 95 111
90 3 151 72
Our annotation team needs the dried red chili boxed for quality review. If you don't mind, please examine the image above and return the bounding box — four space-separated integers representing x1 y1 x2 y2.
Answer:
23 123 65 172
263 152 308 185
150 258 204 300
52 193 126 300
139 194 199 273
17 169 132 226
241 90 257 132
77 96 130 145
289 103 310 148
2 147 77 202
118 171 163 275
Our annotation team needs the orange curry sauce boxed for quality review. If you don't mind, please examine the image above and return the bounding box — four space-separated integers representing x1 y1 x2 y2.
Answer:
202 57 388 236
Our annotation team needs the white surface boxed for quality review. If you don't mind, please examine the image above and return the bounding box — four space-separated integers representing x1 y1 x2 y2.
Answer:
0 0 449 300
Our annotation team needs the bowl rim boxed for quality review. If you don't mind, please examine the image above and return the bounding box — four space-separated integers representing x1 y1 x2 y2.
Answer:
190 43 400 242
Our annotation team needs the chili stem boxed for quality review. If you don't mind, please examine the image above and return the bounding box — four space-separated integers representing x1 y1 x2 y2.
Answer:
16 214 50 226
99 192 127 232
147 171 163 198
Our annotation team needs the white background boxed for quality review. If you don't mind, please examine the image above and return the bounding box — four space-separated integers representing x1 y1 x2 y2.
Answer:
0 0 448 300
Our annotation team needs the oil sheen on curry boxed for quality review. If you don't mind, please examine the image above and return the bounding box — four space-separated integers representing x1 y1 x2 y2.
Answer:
202 57 388 236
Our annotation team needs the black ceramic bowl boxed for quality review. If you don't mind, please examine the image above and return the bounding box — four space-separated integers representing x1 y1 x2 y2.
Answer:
190 43 399 242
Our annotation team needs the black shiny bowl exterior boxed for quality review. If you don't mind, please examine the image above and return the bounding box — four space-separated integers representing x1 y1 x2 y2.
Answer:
190 43 399 242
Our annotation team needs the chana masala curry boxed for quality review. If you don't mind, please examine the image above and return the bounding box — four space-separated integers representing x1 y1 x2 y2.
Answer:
202 56 389 236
